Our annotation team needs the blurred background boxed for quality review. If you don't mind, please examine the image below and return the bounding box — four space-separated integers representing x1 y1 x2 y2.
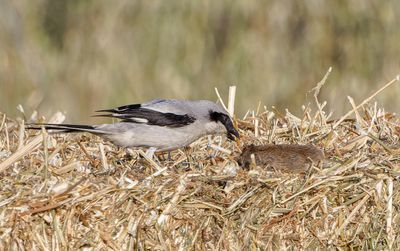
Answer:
1 0 399 122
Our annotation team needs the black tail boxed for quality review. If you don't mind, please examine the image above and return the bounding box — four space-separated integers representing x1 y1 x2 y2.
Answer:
26 123 100 134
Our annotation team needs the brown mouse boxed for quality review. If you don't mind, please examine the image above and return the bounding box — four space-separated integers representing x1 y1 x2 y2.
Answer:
238 144 324 173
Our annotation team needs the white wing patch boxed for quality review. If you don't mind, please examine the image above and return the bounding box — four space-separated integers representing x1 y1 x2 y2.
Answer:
130 118 149 123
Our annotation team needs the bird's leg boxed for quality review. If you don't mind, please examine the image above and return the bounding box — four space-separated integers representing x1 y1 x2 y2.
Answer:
183 146 195 169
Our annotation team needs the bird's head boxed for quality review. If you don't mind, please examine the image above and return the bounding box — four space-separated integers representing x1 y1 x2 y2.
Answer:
207 105 240 141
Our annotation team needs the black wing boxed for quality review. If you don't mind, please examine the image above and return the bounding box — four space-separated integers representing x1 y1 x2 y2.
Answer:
95 103 196 128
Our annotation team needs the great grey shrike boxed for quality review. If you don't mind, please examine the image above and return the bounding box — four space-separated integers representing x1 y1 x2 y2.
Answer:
28 99 240 152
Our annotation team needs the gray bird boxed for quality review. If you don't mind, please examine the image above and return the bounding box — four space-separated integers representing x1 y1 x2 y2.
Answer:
27 99 240 152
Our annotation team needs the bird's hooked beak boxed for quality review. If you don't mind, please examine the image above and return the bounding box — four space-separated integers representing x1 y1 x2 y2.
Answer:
227 116 240 148
227 125 240 141
220 115 240 141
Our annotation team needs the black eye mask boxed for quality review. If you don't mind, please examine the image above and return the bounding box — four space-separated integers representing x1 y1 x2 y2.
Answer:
209 111 240 140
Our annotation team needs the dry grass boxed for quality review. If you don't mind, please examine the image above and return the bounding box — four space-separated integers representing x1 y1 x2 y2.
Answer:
1 77 400 250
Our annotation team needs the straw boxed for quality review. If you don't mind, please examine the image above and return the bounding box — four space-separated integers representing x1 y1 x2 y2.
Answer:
1 77 400 249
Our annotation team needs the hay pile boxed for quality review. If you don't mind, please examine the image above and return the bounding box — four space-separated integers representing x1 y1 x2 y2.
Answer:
1 77 400 250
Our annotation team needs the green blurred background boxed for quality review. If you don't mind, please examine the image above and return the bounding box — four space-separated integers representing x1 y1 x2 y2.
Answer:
1 0 399 122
